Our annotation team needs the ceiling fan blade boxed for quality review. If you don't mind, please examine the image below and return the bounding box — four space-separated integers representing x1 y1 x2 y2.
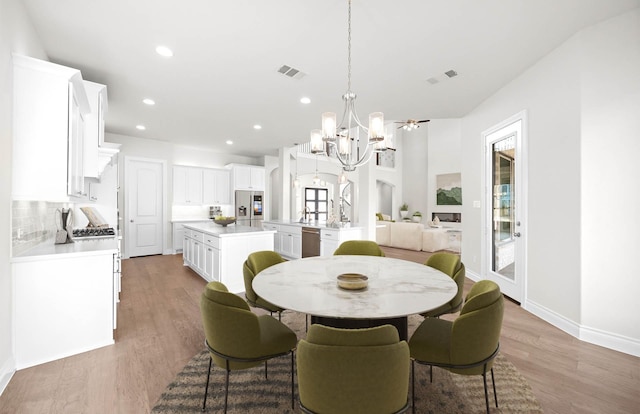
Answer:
417 119 430 123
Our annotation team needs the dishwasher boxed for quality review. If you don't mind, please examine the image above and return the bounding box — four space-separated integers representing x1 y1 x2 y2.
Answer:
301 227 321 257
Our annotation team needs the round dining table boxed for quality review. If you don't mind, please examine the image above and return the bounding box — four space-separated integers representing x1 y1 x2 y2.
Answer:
253 255 457 340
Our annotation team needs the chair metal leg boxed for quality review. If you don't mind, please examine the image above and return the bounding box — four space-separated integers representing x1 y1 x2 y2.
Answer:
411 360 416 414
202 356 212 411
482 365 490 414
491 367 498 408
265 360 268 379
291 351 295 409
224 361 230 414
429 364 433 383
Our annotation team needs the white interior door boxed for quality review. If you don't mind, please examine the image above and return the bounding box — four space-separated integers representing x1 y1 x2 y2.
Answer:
483 112 527 302
126 157 164 257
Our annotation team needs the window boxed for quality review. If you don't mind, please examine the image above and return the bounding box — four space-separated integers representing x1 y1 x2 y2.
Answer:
304 188 328 221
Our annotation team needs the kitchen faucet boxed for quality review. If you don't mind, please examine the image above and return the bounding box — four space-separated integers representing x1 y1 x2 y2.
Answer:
303 206 311 223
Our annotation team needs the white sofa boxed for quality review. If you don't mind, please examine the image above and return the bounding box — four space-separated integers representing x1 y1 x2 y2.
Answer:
376 221 450 252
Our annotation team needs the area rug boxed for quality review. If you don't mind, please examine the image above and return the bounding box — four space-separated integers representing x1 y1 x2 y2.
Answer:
152 312 543 413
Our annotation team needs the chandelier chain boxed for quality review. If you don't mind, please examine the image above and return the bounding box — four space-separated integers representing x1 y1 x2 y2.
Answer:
347 0 352 93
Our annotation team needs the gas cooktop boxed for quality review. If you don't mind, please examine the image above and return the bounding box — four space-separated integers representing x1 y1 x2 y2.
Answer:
72 227 116 239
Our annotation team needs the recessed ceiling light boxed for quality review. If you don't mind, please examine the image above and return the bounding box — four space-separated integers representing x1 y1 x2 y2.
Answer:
143 98 155 105
155 45 173 57
253 125 262 130
226 140 233 145
136 125 146 131
300 97 311 104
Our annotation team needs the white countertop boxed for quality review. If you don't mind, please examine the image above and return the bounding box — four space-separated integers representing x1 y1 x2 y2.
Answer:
182 222 276 237
264 219 361 230
253 255 457 319
171 218 211 223
12 237 119 262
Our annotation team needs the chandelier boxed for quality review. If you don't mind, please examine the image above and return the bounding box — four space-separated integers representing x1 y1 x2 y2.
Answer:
309 0 386 172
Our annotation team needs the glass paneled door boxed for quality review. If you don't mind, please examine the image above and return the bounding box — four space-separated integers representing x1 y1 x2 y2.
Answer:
484 112 527 302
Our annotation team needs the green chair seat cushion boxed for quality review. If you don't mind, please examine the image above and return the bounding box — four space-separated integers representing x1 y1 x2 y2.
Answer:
333 240 385 256
306 324 399 346
409 317 452 364
204 281 249 311
425 252 461 277
297 325 409 414
200 281 297 371
247 250 285 274
252 296 285 313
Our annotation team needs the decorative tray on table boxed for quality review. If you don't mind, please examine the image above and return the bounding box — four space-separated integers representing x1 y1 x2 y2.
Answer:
337 273 369 290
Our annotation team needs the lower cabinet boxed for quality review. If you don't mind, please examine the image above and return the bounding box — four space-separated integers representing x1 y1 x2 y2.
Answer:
321 227 363 256
13 252 116 369
278 225 302 259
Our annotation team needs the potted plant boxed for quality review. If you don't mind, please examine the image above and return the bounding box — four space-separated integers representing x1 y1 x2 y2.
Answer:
400 203 409 219
412 211 422 223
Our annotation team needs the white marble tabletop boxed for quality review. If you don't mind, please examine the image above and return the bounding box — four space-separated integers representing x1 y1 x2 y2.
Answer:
253 255 457 320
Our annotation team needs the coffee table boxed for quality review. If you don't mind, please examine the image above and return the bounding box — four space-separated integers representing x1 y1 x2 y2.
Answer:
253 255 457 340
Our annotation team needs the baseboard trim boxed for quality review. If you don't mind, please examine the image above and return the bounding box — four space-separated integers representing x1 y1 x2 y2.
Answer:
525 299 581 338
579 324 640 357
525 299 640 357
0 356 16 397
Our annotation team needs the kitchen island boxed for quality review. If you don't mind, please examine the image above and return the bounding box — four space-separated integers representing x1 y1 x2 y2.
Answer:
181 222 275 292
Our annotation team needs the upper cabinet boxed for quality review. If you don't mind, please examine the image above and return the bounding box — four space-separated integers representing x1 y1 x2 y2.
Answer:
173 166 230 205
229 164 265 191
203 169 230 205
173 166 204 205
83 81 108 179
12 54 91 201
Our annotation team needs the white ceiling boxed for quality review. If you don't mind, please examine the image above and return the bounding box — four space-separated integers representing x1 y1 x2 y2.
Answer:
21 0 640 157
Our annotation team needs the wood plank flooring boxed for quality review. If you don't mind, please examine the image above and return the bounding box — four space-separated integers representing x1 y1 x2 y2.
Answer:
1 251 639 413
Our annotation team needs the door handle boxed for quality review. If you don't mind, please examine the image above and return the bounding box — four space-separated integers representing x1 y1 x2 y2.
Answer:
514 232 521 237
130 219 134 223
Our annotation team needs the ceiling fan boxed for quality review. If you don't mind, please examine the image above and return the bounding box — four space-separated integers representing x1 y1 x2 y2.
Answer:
395 119 430 130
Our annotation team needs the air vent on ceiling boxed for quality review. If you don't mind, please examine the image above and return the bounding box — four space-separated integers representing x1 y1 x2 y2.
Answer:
277 65 306 80
425 69 459 86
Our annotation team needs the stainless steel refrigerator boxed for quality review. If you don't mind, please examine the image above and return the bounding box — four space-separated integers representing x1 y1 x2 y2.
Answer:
235 190 264 227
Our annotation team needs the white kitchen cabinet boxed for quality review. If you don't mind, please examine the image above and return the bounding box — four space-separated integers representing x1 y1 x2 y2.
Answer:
263 222 281 253
83 81 107 179
203 234 220 282
12 54 91 201
13 252 115 369
229 164 265 191
320 227 362 256
173 220 209 253
173 166 204 205
278 224 302 259
203 168 230 204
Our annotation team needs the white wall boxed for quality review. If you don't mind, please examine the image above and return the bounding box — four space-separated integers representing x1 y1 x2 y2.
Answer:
427 119 462 225
0 0 48 393
401 127 429 222
461 9 639 355
578 10 640 347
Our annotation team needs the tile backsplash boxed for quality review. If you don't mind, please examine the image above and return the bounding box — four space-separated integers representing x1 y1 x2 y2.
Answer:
12 200 70 256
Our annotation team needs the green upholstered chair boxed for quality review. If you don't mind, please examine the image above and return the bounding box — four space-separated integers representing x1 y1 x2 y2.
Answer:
243 250 287 319
421 252 466 317
409 280 504 414
199 281 298 413
333 240 386 257
297 324 410 414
